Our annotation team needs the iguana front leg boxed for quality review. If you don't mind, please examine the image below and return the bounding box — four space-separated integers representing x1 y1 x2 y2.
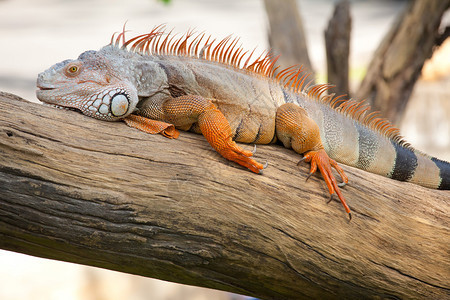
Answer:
124 115 180 138
124 95 265 174
276 103 351 218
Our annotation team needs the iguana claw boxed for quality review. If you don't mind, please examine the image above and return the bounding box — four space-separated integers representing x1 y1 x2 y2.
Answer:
301 149 351 217
327 193 334 204
257 161 269 175
252 144 257 155
297 156 307 165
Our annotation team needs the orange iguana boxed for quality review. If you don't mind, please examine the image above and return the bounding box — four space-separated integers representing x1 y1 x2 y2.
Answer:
36 26 450 219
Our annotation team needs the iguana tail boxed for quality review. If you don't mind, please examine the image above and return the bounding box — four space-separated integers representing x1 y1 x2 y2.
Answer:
388 142 449 190
313 98 450 190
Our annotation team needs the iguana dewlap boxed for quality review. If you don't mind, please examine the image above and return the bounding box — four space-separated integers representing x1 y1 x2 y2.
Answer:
36 26 450 218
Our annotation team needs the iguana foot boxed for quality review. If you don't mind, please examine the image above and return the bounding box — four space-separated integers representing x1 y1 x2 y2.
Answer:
123 115 180 138
300 149 351 218
217 141 265 174
276 103 351 218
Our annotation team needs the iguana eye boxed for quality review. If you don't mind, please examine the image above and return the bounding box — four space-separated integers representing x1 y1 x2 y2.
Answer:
65 64 80 76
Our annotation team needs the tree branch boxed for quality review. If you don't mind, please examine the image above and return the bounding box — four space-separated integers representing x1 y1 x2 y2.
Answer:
325 0 351 97
0 92 448 299
263 0 314 77
356 0 450 125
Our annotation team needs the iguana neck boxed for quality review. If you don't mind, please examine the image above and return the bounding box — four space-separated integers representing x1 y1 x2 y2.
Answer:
100 45 170 99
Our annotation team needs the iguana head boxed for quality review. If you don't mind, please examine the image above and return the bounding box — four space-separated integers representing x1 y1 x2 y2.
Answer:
36 50 138 121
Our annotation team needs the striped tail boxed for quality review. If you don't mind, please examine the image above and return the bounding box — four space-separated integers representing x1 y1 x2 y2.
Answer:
389 142 450 190
319 114 450 190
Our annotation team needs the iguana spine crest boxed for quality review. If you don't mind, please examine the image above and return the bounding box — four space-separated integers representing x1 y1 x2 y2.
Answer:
112 24 409 148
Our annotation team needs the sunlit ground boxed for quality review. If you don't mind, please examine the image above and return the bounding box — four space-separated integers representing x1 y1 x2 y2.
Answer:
0 0 448 299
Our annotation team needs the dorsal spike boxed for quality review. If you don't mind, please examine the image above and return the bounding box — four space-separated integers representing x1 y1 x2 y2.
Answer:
230 46 243 66
199 37 215 59
303 78 315 92
307 84 325 98
169 34 182 55
267 55 280 77
219 36 233 63
188 32 203 56
225 38 239 65
255 56 270 73
236 50 249 67
152 31 163 54
259 54 273 76
275 65 297 81
246 50 266 71
243 47 257 69
321 94 334 103
211 36 229 61
283 68 300 87
329 94 347 107
297 72 311 92
292 72 306 92
192 33 205 56
348 101 367 119
126 34 149 51
364 111 381 125
111 32 119 46
342 101 359 115
205 36 216 59
121 21 128 46
177 29 195 55
355 105 370 121
159 29 174 55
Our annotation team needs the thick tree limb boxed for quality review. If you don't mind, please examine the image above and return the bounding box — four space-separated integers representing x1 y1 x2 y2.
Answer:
0 92 448 299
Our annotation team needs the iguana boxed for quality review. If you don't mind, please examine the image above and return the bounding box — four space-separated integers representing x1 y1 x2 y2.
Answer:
36 25 450 219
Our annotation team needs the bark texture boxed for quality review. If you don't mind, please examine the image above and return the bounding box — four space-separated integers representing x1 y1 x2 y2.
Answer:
0 92 449 299
325 0 351 97
356 0 450 125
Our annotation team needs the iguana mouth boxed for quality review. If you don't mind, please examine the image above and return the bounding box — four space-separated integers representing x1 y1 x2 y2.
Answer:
42 102 82 113
36 83 56 91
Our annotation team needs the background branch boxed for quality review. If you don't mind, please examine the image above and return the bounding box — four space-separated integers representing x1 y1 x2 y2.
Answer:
263 0 314 77
356 0 450 125
325 0 351 97
0 92 448 299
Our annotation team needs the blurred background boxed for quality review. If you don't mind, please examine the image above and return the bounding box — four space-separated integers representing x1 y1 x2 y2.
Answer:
0 0 449 299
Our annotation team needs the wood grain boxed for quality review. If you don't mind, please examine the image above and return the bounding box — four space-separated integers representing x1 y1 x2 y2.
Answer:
0 92 448 299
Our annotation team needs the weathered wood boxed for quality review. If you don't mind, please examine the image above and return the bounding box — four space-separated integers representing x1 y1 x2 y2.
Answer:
263 0 314 77
0 92 448 299
325 0 351 97
356 0 450 125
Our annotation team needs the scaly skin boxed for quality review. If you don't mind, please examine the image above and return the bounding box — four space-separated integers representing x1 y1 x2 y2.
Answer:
36 27 450 218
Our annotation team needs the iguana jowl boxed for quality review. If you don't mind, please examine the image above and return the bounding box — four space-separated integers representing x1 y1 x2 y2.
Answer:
36 26 450 218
